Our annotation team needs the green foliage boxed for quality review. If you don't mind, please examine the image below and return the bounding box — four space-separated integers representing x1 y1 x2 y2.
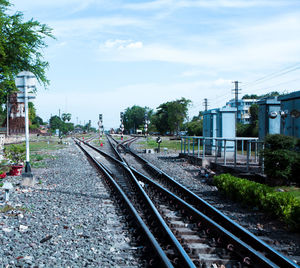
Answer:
264 134 296 150
49 115 63 131
214 174 300 229
123 105 152 133
153 97 191 135
236 123 257 137
263 149 297 181
4 143 26 164
0 160 10 173
185 120 203 136
249 103 258 124
242 94 259 99
262 134 299 183
32 116 43 127
242 91 280 100
0 0 55 102
61 113 71 122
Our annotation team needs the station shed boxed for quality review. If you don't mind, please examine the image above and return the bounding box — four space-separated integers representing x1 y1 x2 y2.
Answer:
203 107 236 155
278 90 300 138
257 97 281 141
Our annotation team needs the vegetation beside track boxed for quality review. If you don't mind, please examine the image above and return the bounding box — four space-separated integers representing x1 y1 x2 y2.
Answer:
214 174 300 230
138 137 182 151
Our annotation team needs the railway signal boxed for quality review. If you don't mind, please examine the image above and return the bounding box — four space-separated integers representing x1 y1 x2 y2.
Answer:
98 113 104 146
156 136 162 152
120 112 124 140
15 71 37 180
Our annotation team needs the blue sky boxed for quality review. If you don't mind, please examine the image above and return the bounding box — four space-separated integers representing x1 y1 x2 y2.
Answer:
10 0 300 129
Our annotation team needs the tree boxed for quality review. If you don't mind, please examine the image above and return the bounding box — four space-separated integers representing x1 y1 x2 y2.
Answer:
249 103 259 124
153 98 191 135
61 113 71 122
49 115 63 131
123 105 152 133
0 0 54 103
242 94 259 99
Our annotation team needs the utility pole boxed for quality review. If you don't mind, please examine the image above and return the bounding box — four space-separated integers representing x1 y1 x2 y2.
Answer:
232 81 241 126
203 98 209 111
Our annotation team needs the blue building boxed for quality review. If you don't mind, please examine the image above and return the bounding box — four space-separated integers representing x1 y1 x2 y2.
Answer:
203 107 236 155
226 98 257 124
278 91 300 138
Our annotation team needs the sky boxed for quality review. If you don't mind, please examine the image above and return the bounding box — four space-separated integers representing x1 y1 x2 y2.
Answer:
10 0 300 129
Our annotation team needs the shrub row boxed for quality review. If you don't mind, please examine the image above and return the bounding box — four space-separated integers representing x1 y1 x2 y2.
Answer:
262 134 300 184
213 174 300 230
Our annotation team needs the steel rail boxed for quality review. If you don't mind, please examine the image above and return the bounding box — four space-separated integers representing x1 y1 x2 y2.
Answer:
78 139 196 267
74 139 173 268
130 166 278 267
125 148 298 268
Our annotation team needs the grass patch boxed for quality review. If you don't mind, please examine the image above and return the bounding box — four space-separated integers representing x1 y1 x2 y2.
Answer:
30 141 66 152
0 205 31 213
30 152 57 168
138 137 182 151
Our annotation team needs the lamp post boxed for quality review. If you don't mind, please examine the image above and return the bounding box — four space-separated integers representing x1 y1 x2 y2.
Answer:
15 71 36 178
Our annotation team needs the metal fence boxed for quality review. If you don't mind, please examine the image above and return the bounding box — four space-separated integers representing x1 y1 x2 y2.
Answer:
181 136 264 172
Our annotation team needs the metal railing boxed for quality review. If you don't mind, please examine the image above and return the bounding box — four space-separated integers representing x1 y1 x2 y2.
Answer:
181 136 263 172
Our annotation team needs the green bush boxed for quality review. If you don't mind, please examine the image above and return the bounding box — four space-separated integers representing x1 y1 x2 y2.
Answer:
4 143 26 164
264 134 296 150
214 174 300 229
262 134 299 183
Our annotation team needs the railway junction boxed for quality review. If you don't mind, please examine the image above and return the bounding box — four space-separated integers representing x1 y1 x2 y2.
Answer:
0 135 299 267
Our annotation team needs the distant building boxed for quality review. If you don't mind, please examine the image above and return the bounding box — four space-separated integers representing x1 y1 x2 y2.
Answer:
226 98 257 124
1 93 25 134
278 91 300 138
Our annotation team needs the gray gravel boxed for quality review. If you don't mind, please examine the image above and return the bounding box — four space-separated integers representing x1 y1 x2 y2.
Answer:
0 140 141 267
130 139 300 264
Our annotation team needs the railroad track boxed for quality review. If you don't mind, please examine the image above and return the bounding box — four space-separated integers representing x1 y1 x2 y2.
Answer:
75 135 298 267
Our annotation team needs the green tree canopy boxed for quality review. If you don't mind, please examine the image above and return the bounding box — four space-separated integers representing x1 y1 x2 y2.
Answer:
0 0 54 102
153 97 191 135
62 113 71 122
123 105 152 133
49 115 63 131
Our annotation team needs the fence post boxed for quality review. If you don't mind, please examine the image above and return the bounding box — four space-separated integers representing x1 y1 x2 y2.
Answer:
181 137 183 153
234 139 237 168
188 138 190 155
224 139 227 166
197 138 200 158
215 139 218 164
192 137 195 156
242 140 244 155
262 143 265 174
247 141 250 172
203 138 205 158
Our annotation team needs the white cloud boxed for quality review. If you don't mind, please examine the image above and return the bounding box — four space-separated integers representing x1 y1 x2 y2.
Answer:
50 17 146 38
103 40 143 50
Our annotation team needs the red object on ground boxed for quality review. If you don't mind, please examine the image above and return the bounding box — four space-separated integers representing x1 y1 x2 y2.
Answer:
9 165 23 176
121 137 123 141
100 142 103 147
0 172 6 179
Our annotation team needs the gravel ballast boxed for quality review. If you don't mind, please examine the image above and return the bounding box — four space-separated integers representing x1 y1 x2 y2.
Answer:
0 140 141 267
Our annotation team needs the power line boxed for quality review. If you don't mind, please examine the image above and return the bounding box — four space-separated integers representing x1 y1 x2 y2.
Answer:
243 63 300 89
